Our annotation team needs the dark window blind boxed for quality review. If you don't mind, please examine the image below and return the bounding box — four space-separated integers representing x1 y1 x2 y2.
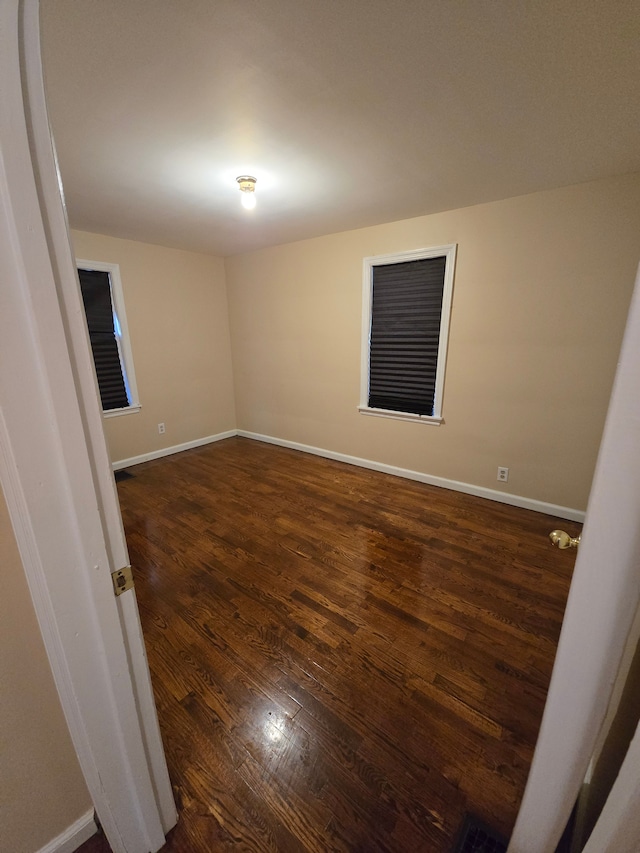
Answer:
78 269 130 411
369 256 446 416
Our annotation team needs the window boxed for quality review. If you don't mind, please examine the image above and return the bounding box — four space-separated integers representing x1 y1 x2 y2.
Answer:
359 244 456 424
77 259 140 417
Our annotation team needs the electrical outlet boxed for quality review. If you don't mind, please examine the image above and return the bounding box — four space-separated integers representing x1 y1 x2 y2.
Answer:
497 466 509 483
158 423 165 435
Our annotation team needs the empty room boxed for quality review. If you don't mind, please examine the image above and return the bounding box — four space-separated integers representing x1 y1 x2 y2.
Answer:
2 2 640 853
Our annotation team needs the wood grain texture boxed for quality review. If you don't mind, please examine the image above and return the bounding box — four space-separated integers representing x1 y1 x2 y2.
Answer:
77 437 578 852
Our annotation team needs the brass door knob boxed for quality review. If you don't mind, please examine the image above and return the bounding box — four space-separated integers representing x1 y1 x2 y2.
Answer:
549 530 581 549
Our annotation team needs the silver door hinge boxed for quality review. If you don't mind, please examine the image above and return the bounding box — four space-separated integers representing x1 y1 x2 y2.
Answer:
111 565 135 596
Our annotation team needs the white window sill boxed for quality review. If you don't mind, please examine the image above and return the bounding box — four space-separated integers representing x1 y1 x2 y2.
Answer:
103 405 141 419
357 406 443 425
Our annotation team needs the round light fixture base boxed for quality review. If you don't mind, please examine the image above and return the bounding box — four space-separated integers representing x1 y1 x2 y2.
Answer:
236 175 257 192
236 175 257 210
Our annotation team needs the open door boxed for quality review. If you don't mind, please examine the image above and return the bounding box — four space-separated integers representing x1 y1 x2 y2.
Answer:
0 2 176 850
508 264 640 852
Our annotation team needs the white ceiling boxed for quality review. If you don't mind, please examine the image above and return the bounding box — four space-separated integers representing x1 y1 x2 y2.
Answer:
41 0 640 257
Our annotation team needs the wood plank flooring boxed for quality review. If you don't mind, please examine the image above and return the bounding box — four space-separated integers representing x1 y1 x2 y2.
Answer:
82 437 578 852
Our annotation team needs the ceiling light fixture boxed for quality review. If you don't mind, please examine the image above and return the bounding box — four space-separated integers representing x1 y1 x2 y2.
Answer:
236 175 257 210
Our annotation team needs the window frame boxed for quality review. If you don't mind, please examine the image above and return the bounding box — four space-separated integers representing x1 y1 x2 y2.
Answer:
76 258 141 418
359 244 457 425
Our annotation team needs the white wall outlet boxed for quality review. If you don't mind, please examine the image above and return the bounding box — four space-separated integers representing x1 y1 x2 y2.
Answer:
497 466 509 483
158 422 165 435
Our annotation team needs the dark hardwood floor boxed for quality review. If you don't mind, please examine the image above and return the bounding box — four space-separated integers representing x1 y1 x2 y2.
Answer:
79 436 578 852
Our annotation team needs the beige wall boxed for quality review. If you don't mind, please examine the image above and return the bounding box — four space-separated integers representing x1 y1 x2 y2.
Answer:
0 488 91 853
226 173 640 511
71 230 236 464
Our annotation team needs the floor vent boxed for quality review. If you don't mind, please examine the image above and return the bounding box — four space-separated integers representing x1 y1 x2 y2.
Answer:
114 469 134 482
453 814 508 853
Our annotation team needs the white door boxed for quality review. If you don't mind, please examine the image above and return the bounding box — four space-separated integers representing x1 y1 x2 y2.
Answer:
508 264 640 852
0 2 176 851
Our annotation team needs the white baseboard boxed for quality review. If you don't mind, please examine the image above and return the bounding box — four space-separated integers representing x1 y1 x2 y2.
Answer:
112 426 585 521
36 809 97 853
112 429 238 471
237 430 585 522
